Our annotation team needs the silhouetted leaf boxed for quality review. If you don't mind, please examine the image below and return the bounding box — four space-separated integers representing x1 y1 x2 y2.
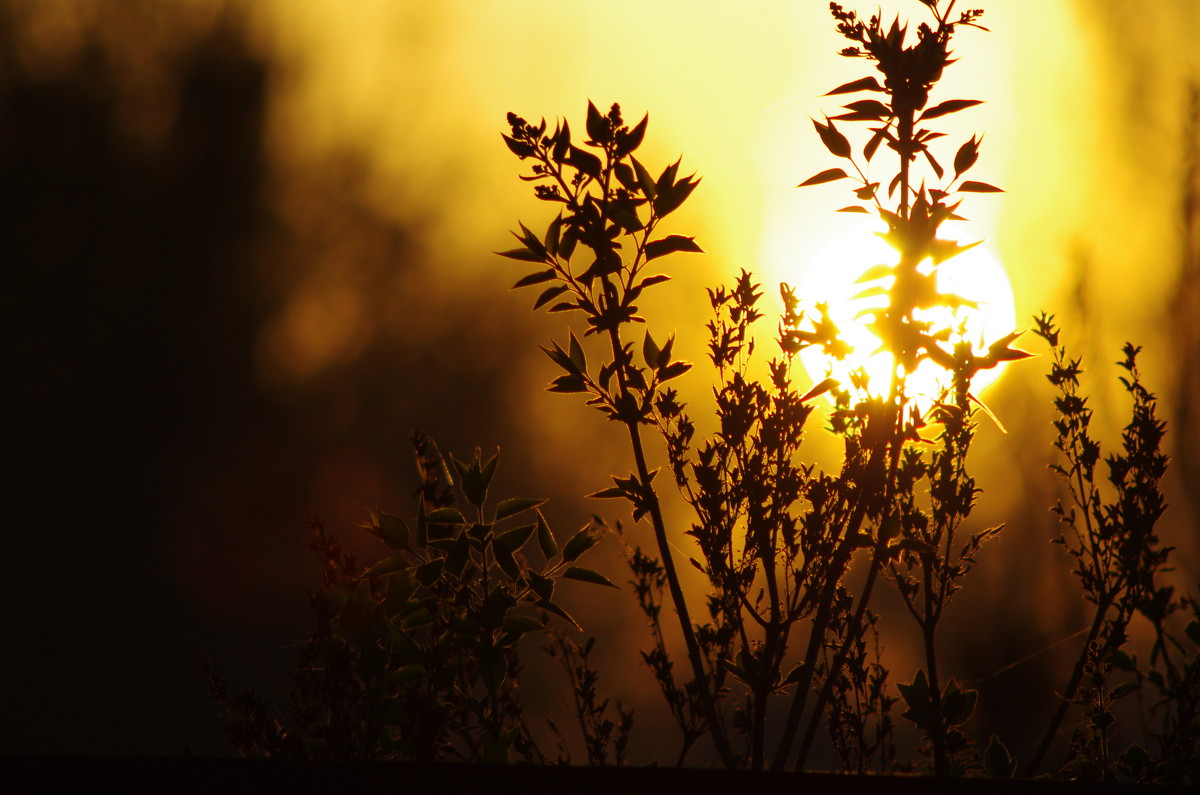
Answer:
561 566 618 588
568 145 602 178
513 269 557 289
536 510 557 558
797 168 849 187
864 126 889 161
959 180 1003 193
493 543 520 578
918 99 982 120
562 525 601 561
837 205 871 214
533 284 569 310
363 555 410 579
813 118 852 158
502 615 544 635
824 76 885 95
502 134 534 159
632 157 657 199
834 99 891 121
426 507 466 525
653 176 699 217
643 331 660 369
923 148 944 178
568 331 586 372
496 497 547 521
615 113 648 157
645 235 703 260
954 135 980 177
585 100 610 144
984 735 1017 779
497 247 545 263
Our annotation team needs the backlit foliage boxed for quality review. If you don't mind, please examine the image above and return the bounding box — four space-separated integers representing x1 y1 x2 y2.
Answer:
212 1 1197 782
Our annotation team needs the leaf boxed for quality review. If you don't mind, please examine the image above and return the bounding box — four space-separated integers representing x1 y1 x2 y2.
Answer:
864 126 888 161
363 555 411 579
568 145 602 179
953 135 980 177
538 599 580 629
645 234 703 261
615 113 648 157
502 133 535 159
636 274 671 290
642 331 660 369
923 148 944 179
653 175 699 217
585 100 609 144
444 532 470 576
568 331 586 372
561 525 601 561
561 566 619 588
493 543 520 578
824 76 885 95
632 157 657 199
425 507 466 525
496 522 537 552
983 735 1017 779
502 614 544 635
959 180 1003 193
834 99 891 121
533 284 569 310
797 167 849 188
496 497 548 521
512 270 556 290
855 264 895 283
548 373 586 393
415 559 444 586
813 118 852 158
372 512 411 551
918 99 983 121
535 510 557 558
496 247 545 263
836 205 871 214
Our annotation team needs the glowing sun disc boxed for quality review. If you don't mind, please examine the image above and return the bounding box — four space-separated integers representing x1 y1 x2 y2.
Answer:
793 226 1017 405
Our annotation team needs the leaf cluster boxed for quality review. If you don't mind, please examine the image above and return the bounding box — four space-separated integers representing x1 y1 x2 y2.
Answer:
208 434 620 763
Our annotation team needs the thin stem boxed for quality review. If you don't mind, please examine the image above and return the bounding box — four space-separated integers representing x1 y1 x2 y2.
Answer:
1023 600 1110 777
606 326 736 768
794 550 884 769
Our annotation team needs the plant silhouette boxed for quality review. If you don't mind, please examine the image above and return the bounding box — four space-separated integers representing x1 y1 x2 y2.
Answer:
212 1 1198 783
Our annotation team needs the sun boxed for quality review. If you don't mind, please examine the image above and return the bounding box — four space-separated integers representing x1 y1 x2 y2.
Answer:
790 223 1017 407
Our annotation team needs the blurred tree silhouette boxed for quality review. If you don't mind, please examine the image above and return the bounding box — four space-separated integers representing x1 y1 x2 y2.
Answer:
1 0 536 756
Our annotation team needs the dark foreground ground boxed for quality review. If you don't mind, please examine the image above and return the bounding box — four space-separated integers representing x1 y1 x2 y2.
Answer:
3 757 1192 795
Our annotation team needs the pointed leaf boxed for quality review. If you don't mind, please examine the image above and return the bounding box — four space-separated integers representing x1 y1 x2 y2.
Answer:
918 99 983 121
496 497 548 521
363 555 411 579
824 76 885 95
814 118 852 158
585 100 609 144
797 167 849 188
561 566 618 588
497 247 545 263
536 510 557 558
645 234 703 261
425 507 466 525
959 180 1003 193
513 269 557 289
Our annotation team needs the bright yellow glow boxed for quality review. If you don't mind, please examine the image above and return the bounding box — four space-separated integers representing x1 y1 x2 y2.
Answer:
792 223 1017 408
